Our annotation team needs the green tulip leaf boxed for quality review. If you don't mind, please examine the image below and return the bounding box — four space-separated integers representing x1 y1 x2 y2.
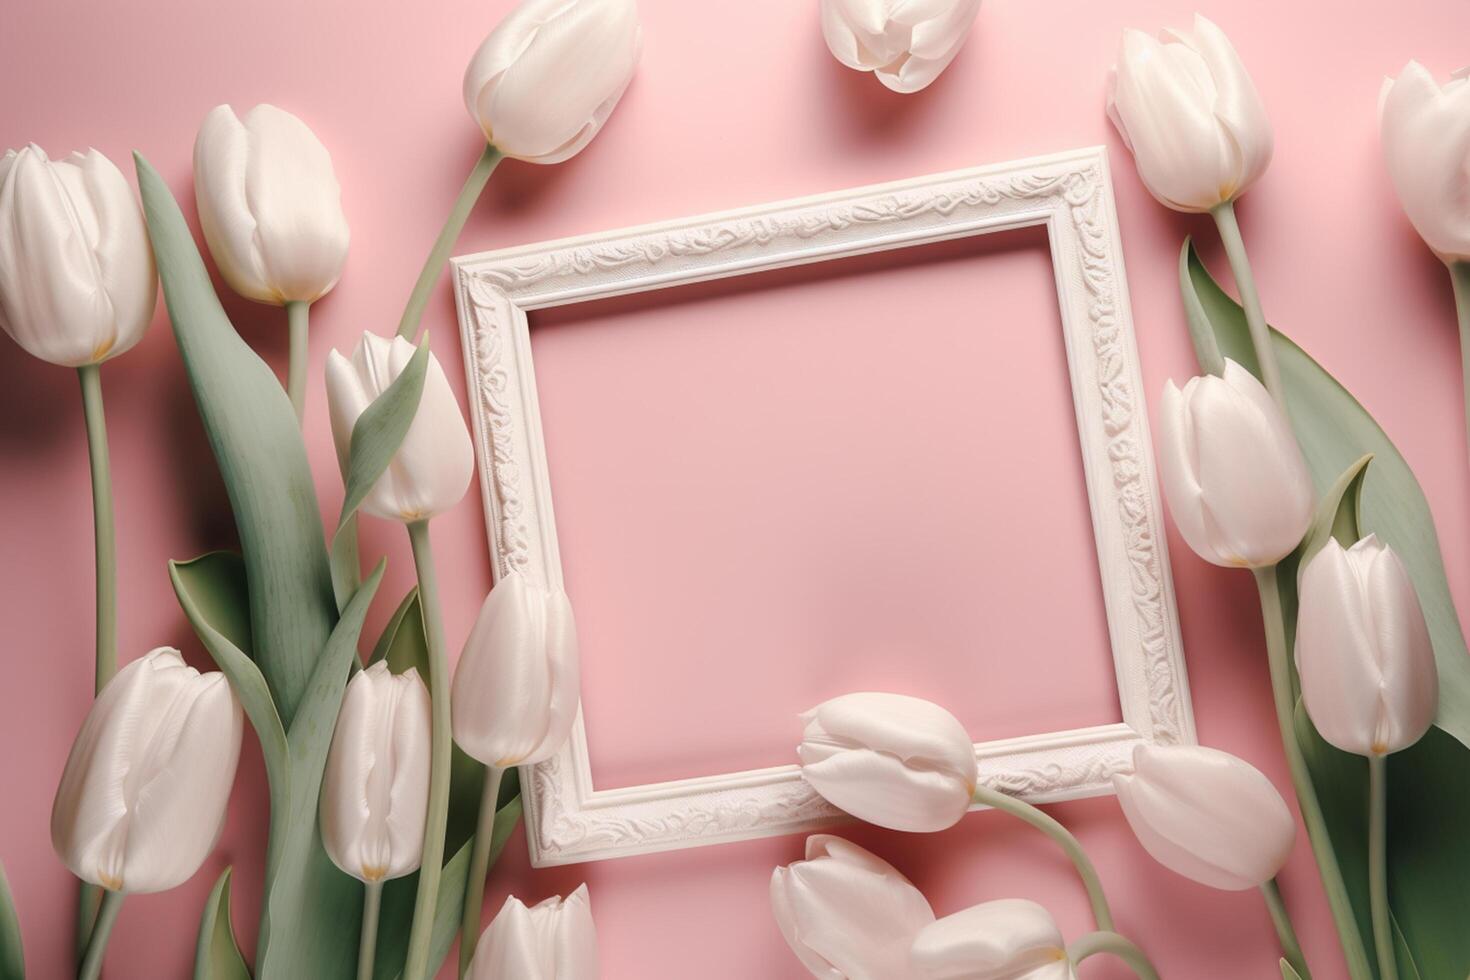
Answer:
1296 454 1373 584
369 589 427 674
0 862 23 980
373 783 523 980
1280 960 1302 980
135 152 338 731
170 552 289 845
1181 240 1470 750
195 867 251 980
329 341 430 610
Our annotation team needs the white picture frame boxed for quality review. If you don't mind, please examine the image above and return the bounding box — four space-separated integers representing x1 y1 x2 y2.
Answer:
452 146 1195 867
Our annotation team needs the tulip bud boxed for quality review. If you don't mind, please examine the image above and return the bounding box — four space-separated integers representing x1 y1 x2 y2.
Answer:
0 145 156 367
910 899 1074 980
325 333 474 523
820 0 982 94
51 648 243 894
466 885 598 980
452 571 580 768
797 692 977 833
1113 744 1294 891
1296 536 1437 757
1380 62 1470 263
193 104 349 305
1157 359 1314 569
463 0 642 165
1107 15 1272 213
771 835 935 979
320 662 431 883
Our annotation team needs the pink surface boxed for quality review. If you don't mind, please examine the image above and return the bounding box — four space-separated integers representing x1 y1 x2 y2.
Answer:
3 1 1469 977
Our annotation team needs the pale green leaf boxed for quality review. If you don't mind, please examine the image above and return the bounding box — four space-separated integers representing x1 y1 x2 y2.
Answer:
1280 960 1303 980
194 867 250 980
0 862 23 980
368 590 428 677
135 151 337 730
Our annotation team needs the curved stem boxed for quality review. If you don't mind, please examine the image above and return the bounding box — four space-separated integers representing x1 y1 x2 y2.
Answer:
1255 567 1374 980
77 365 116 694
75 364 116 968
285 300 309 423
357 880 383 980
1449 262 1470 471
1066 930 1159 980
396 145 503 340
1261 877 1312 979
403 520 452 980
1212 201 1286 412
458 766 505 978
971 784 1113 932
76 890 122 980
1368 754 1397 980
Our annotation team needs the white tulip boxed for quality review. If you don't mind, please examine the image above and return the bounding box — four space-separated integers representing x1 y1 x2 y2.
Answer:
798 693 977 833
1158 359 1314 569
193 104 349 305
320 662 431 883
910 899 1074 980
771 834 935 980
1107 15 1272 213
1380 62 1470 263
466 885 597 980
50 648 242 894
820 0 982 94
1296 536 1437 757
452 571 580 768
463 0 642 165
325 333 474 523
1113 743 1294 891
0 145 156 367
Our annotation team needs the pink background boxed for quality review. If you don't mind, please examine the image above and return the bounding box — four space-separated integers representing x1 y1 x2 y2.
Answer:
3 0 1469 977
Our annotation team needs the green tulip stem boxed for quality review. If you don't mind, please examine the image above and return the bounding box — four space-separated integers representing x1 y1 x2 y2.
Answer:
1066 930 1160 980
403 519 453 980
285 300 309 423
1254 567 1375 980
1368 755 1397 980
970 783 1113 932
76 890 122 980
357 880 383 980
1449 262 1470 470
396 144 503 340
77 364 117 694
1212 201 1286 413
75 363 117 966
457 765 505 978
1261 878 1312 979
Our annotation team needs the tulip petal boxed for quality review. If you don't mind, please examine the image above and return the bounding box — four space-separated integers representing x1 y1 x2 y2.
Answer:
799 747 972 832
1381 60 1470 261
194 106 274 303
1180 15 1272 195
910 898 1072 980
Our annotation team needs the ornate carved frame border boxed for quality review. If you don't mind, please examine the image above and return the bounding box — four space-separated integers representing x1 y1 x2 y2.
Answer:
452 146 1194 867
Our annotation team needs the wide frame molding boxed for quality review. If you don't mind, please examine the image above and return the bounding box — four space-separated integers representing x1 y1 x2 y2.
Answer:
452 146 1194 867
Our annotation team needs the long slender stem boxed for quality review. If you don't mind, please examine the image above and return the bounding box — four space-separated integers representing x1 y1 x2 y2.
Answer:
1368 755 1397 980
286 300 309 423
357 880 384 980
76 890 122 980
1449 262 1470 470
75 363 116 969
971 784 1113 932
77 365 116 694
1212 201 1286 412
1066 931 1160 980
1254 567 1374 980
1261 877 1312 979
458 766 505 978
396 145 503 340
403 520 452 980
